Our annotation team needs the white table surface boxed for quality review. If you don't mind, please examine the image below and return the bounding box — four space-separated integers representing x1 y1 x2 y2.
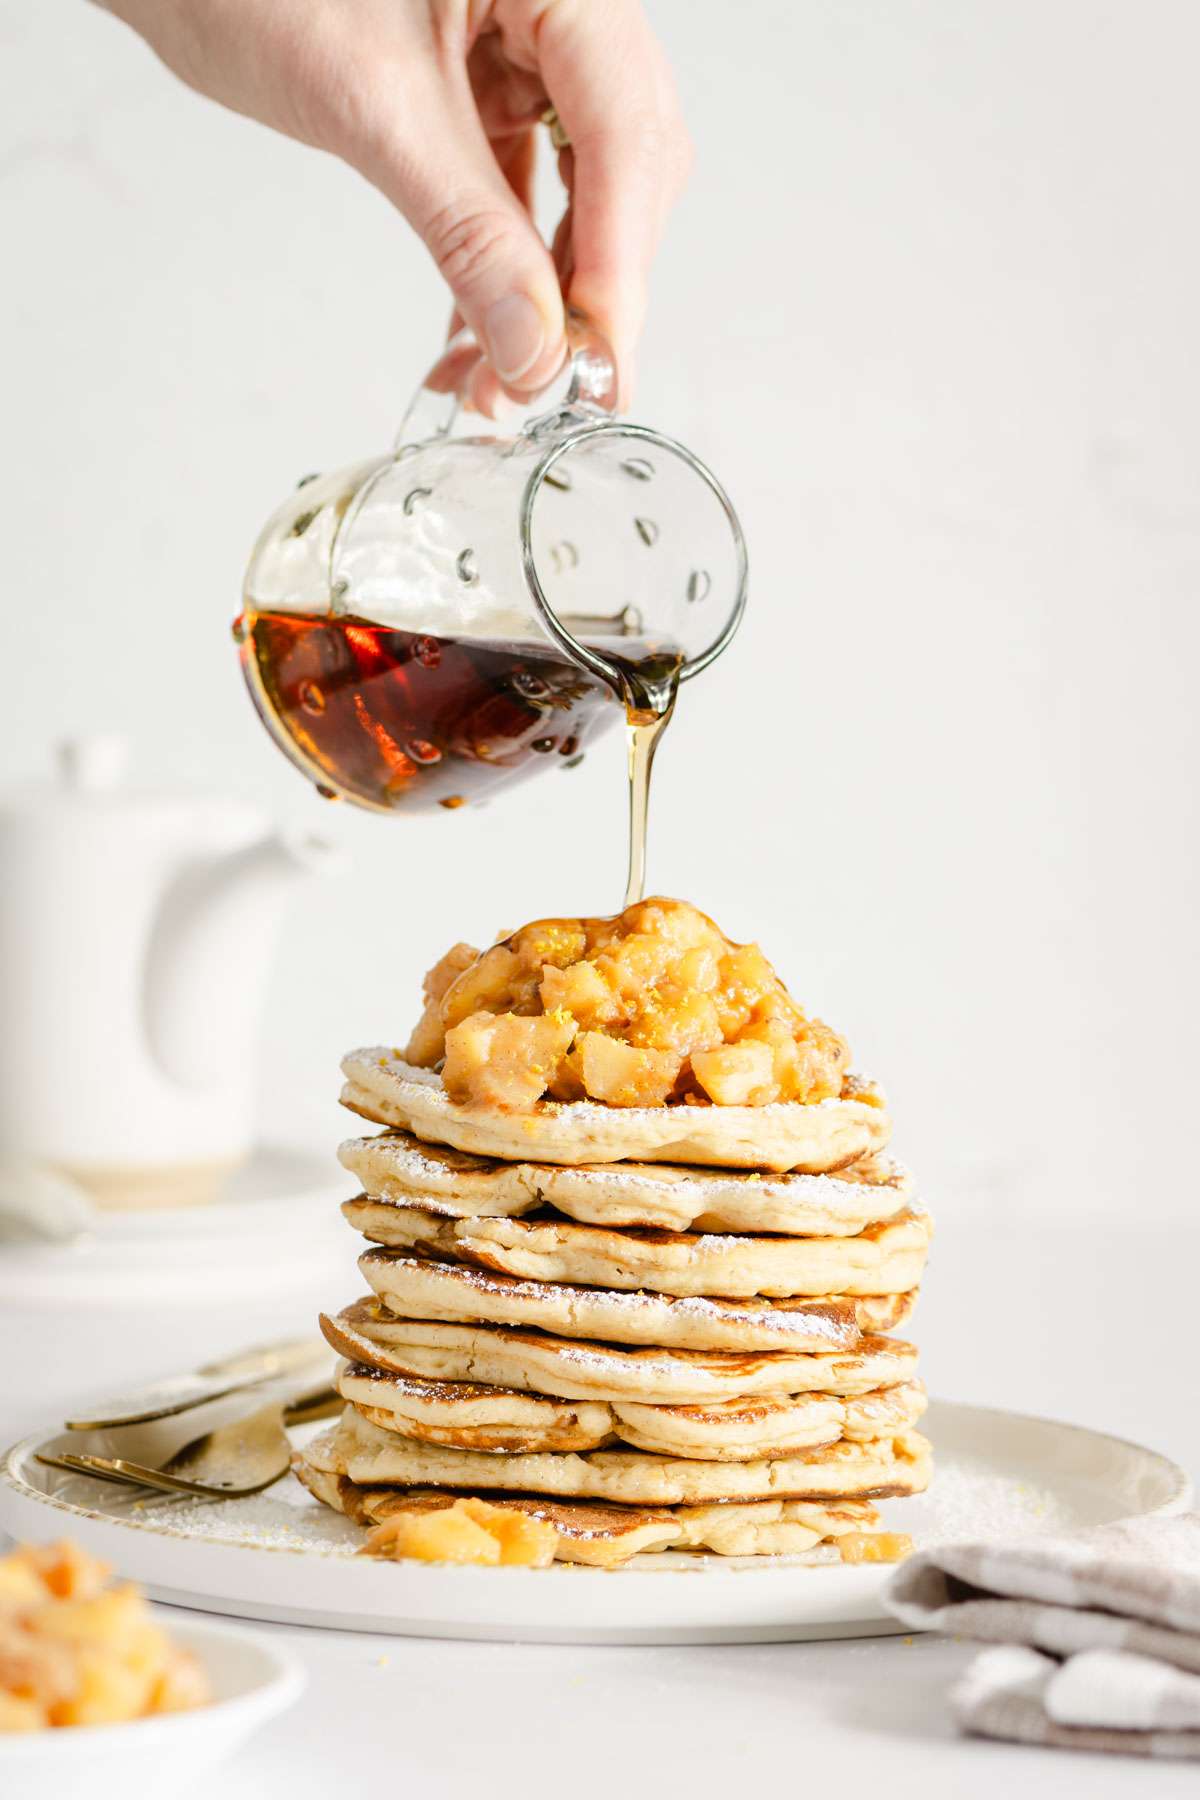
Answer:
5 1211 1198 1795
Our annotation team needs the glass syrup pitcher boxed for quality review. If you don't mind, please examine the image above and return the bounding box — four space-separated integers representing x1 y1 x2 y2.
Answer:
235 316 748 852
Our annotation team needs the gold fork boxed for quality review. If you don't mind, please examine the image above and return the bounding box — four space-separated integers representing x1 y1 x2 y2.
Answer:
38 1382 339 1500
64 1335 330 1430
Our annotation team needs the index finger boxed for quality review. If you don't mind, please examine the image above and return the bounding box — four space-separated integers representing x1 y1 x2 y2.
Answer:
535 1 690 397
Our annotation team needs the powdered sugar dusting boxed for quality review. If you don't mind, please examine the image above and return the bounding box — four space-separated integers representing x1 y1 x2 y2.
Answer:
342 1129 911 1205
135 1473 364 1554
885 1451 1077 1546
359 1246 881 1349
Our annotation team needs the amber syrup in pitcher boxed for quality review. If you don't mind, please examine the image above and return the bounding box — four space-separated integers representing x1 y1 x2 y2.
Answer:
234 607 680 833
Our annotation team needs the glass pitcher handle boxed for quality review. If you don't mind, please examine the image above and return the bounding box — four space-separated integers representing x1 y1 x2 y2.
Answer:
557 311 619 412
395 309 617 451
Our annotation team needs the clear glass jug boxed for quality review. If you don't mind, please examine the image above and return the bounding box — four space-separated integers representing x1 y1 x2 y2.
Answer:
236 317 748 815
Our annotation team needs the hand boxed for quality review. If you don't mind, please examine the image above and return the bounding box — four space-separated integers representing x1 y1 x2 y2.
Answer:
95 0 691 405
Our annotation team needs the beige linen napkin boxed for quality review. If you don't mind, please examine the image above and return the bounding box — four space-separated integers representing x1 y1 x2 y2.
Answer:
885 1514 1200 1757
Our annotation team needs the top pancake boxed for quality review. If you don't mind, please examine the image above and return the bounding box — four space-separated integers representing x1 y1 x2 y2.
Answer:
341 1049 890 1173
338 1130 915 1234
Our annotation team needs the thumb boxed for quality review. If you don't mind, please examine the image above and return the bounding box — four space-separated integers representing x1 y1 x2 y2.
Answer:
354 82 565 396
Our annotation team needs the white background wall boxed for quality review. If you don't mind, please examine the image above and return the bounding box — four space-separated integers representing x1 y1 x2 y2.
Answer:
3 2 1198 1219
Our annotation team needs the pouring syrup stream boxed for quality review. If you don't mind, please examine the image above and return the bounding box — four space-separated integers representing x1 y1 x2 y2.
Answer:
612 649 683 909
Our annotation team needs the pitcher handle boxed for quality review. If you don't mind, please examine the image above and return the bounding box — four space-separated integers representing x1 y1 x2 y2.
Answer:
394 309 617 452
558 310 619 413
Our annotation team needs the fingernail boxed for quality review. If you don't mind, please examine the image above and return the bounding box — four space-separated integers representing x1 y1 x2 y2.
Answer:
483 294 545 384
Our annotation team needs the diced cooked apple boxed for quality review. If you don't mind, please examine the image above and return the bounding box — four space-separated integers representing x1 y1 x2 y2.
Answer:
628 989 722 1058
404 1005 445 1067
367 1507 501 1566
0 1690 44 1731
0 1541 210 1729
711 944 778 1037
403 898 855 1110
0 1558 47 1609
516 921 588 969
539 960 622 1029
360 1498 557 1567
423 942 480 1004
576 1033 680 1106
150 1649 212 1714
675 945 720 993
458 1499 557 1567
837 1531 913 1565
441 1010 576 1110
545 1045 588 1102
50 1647 155 1727
440 945 523 1029
404 942 480 1064
594 933 674 1000
20 1541 109 1602
626 898 722 954
740 1016 848 1102
0 1622 77 1707
691 1040 777 1105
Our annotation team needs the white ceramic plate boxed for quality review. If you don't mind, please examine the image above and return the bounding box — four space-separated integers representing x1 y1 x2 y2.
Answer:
0 1400 1189 1645
0 1618 304 1800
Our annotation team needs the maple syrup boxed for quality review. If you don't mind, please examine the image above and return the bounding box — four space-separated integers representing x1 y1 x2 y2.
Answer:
235 608 681 853
617 652 682 908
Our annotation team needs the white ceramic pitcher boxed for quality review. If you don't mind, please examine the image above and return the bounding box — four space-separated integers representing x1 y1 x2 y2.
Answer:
0 737 337 1206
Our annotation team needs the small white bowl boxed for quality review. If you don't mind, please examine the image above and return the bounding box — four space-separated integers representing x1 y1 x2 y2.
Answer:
0 1617 304 1798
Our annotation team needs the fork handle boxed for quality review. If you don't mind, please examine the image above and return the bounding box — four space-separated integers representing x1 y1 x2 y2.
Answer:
283 1383 341 1426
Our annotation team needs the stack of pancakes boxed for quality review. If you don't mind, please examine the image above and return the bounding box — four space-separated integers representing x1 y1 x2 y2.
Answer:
296 1050 933 1567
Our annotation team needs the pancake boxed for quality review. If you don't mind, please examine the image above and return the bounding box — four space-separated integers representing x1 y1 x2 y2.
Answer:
358 1248 917 1352
294 1444 884 1566
340 1050 890 1174
338 1360 928 1460
322 1301 922 1405
608 1380 928 1461
338 1362 615 1454
344 1202 933 1299
338 1130 915 1234
320 1407 934 1504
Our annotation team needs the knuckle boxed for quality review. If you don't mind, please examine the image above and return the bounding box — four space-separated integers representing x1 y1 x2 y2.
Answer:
423 198 520 291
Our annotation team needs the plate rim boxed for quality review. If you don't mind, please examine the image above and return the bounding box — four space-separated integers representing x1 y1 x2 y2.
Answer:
1 1396 1191 1576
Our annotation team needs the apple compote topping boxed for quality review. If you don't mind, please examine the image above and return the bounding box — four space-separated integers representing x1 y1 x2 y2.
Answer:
359 1497 557 1568
404 898 853 1113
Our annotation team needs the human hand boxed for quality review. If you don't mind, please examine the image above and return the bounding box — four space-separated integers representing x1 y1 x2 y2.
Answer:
95 0 691 405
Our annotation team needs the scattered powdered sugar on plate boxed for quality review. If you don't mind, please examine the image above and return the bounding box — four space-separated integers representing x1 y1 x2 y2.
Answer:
881 1450 1076 1546
135 1468 364 1556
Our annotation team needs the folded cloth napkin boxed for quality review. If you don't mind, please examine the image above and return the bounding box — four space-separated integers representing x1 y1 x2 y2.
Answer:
885 1513 1200 1758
